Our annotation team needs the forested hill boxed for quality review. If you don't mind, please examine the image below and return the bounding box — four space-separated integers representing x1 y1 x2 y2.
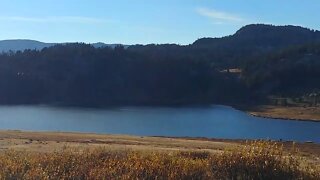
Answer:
243 43 320 96
129 24 320 68
0 44 248 106
193 24 320 49
0 24 319 107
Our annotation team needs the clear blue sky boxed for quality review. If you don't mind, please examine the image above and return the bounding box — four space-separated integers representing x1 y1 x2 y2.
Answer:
0 0 319 45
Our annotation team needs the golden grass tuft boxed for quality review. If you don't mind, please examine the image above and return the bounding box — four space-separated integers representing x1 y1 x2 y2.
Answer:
209 141 319 179
0 141 319 179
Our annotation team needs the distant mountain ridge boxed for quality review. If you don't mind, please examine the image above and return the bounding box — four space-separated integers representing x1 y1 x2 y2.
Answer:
2 24 320 54
0 39 129 52
193 24 320 50
0 40 54 52
128 24 320 67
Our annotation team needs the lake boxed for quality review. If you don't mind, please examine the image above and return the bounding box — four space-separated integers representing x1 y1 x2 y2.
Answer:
0 105 319 142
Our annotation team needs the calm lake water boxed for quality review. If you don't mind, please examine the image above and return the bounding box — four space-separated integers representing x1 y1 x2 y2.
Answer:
0 105 319 143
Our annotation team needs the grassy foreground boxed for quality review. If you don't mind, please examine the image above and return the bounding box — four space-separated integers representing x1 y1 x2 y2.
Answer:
0 141 319 180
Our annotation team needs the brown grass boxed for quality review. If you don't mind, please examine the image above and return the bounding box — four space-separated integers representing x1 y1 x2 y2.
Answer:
248 105 320 122
0 141 319 180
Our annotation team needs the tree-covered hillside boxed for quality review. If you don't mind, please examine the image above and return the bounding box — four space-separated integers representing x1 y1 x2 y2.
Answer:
0 24 319 107
243 43 320 96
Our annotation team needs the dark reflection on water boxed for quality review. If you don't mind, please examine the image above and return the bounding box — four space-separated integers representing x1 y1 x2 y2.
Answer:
0 105 319 142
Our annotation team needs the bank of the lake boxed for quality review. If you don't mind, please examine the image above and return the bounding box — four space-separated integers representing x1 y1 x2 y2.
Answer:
239 105 320 122
0 130 318 156
0 130 319 165
1 130 319 179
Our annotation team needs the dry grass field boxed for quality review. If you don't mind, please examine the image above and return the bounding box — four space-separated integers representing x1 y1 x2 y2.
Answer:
0 131 319 179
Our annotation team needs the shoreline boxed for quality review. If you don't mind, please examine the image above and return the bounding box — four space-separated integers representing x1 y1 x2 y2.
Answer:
0 130 319 165
1 130 319 179
0 130 240 153
232 104 320 122
249 112 320 122
0 130 319 148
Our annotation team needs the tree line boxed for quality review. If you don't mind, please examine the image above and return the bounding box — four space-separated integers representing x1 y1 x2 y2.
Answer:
0 24 319 107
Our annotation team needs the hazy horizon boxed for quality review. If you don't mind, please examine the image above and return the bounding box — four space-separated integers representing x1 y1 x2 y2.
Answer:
1 23 319 46
0 0 319 45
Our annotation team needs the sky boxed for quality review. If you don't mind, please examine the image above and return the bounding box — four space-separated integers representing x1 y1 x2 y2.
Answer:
0 0 319 45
